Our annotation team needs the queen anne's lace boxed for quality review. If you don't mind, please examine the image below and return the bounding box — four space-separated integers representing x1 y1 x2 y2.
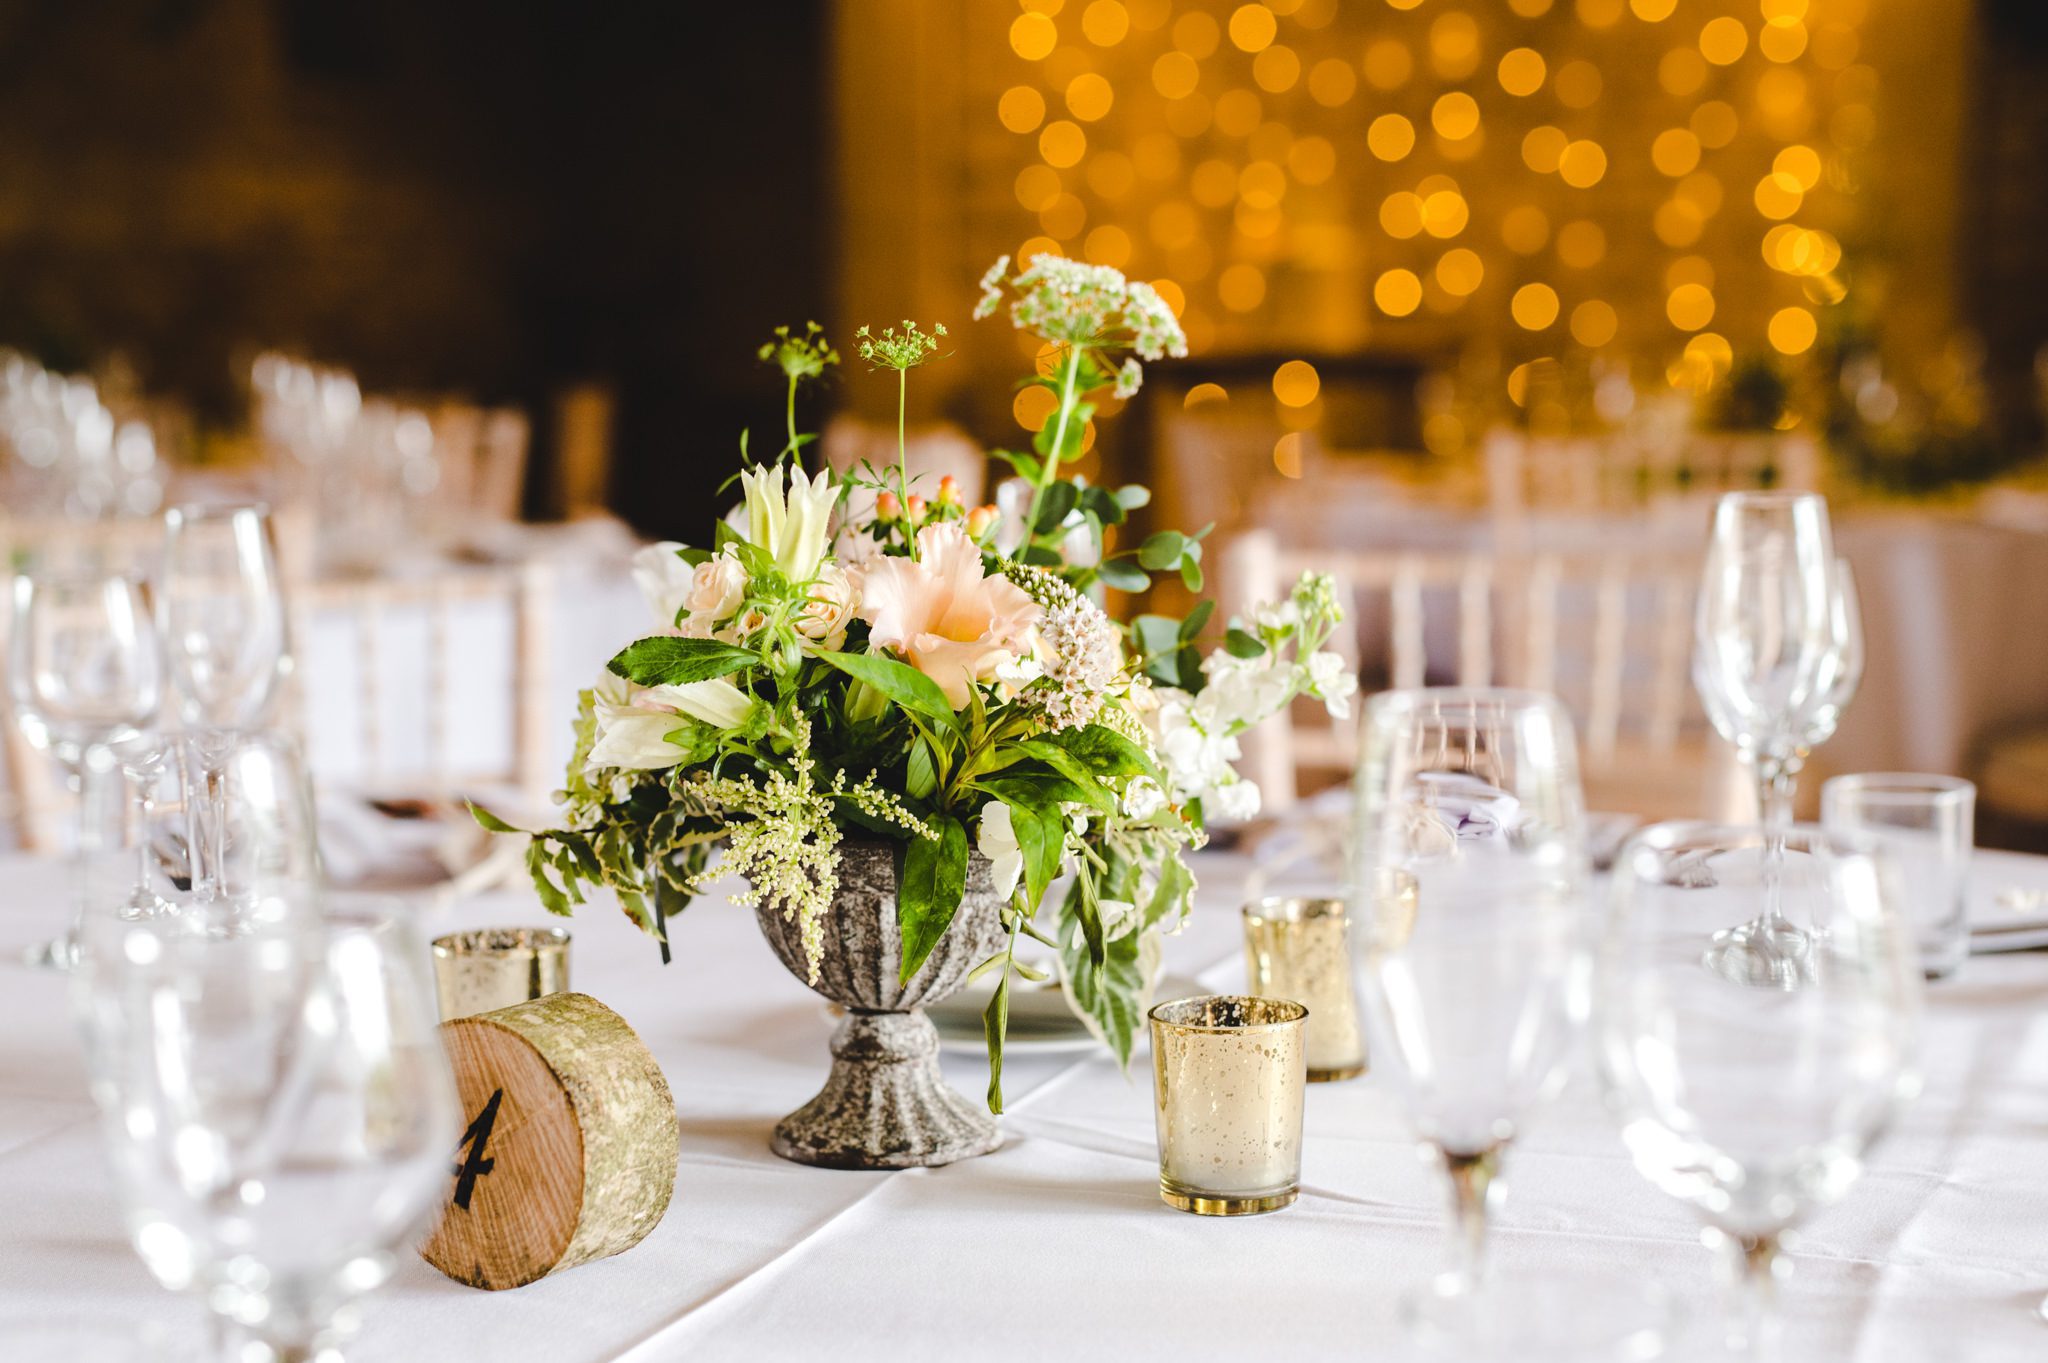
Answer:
974 254 1189 382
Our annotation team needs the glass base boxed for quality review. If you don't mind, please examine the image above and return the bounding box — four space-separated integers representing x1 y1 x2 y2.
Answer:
1702 916 1814 990
1308 1062 1366 1083
1403 1269 1678 1362
1159 1181 1297 1216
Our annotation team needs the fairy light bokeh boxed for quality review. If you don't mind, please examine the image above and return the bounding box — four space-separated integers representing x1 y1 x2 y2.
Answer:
971 0 1873 457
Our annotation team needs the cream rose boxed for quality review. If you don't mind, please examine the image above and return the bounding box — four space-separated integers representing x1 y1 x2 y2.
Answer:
683 551 747 627
795 562 859 649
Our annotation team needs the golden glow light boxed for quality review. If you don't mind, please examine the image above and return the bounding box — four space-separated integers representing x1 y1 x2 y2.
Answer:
1081 0 1130 46
999 86 1047 134
1435 247 1485 295
1700 16 1747 65
1570 299 1618 346
1666 283 1715 331
1432 91 1481 140
1229 3 1278 51
1010 11 1058 61
1375 268 1424 316
1273 359 1322 406
1769 306 1818 353
1522 125 1568 174
1502 204 1550 253
1512 283 1560 329
1219 262 1267 311
1558 140 1608 188
1497 47 1547 97
1652 128 1701 177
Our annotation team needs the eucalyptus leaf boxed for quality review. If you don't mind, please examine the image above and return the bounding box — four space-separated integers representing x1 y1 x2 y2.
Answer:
1179 598 1215 641
1137 531 1186 571
1113 484 1152 509
1096 557 1150 592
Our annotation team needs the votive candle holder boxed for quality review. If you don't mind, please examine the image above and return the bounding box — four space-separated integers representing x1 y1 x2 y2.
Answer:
1242 896 1367 1082
431 927 571 1020
1149 994 1308 1216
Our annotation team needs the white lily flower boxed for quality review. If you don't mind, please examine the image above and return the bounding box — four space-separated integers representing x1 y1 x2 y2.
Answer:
738 463 837 580
642 678 755 730
978 802 1025 900
630 541 694 625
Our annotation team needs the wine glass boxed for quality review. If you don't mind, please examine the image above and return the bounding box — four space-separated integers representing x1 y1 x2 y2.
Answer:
1351 690 1661 1356
1596 824 1921 1359
160 503 291 731
160 504 292 898
8 568 163 781
82 891 459 1363
1692 494 1860 984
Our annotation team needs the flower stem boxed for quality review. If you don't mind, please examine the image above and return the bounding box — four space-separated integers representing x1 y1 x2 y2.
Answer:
784 374 799 460
897 367 916 560
1018 346 1083 557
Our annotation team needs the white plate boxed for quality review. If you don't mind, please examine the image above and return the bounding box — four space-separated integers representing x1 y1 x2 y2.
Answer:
927 973 1208 1055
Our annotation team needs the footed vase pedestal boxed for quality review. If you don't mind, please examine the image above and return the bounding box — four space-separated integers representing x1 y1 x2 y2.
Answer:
752 840 1007 1170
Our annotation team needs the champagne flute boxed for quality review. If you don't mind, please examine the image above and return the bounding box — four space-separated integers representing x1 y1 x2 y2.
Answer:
1596 824 1920 1359
81 892 459 1363
1351 690 1662 1356
160 504 292 897
1692 494 1859 984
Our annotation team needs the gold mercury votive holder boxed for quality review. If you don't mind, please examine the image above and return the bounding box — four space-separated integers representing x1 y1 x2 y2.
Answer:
1242 896 1368 1082
1149 994 1308 1216
432 927 571 1020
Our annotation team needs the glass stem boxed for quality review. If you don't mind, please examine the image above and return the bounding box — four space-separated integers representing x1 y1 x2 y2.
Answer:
1439 1144 1501 1290
1712 1228 1785 1361
1753 753 1796 928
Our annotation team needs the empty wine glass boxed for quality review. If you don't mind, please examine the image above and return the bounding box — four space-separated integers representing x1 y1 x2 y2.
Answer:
1597 824 1920 1359
1351 690 1661 1356
84 892 459 1363
8 568 163 781
1692 494 1860 984
160 503 291 731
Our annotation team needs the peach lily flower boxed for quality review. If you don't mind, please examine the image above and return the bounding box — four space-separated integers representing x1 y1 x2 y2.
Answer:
857 524 1041 708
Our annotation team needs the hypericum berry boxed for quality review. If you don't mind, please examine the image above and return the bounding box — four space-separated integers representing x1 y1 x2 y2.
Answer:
937 475 961 507
966 504 999 537
876 490 902 520
906 494 928 522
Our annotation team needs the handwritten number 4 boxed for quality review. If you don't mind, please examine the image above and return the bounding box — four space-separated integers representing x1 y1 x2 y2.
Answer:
453 1087 504 1211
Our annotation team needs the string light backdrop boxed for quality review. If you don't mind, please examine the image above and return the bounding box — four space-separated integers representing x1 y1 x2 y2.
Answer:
967 0 1873 451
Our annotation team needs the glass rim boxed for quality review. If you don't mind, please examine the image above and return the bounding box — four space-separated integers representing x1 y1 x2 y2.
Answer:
1241 895 1348 926
1714 490 1825 510
1821 772 1975 806
1149 993 1308 1033
165 500 272 524
432 926 572 957
1363 686 1571 723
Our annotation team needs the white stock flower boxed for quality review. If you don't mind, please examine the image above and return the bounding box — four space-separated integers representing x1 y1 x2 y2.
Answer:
738 463 836 580
978 802 1024 900
1209 778 1262 823
631 542 694 625
643 679 755 730
1194 652 1292 734
1305 650 1358 719
1122 776 1166 819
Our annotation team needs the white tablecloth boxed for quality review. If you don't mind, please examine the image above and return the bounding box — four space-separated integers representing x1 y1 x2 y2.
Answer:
4 842 2048 1361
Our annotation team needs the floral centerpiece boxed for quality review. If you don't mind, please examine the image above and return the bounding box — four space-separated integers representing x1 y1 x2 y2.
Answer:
480 256 1352 1163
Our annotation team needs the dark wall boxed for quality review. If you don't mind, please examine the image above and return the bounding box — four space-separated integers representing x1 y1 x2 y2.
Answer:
0 0 828 541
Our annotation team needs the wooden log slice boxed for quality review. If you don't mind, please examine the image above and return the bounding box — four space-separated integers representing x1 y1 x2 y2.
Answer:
420 991 679 1290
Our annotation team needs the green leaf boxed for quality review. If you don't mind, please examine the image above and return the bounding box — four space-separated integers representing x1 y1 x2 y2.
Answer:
1179 598 1215 641
609 636 758 686
1079 484 1127 527
526 839 572 916
980 771 1112 815
1044 723 1164 786
993 448 1043 484
1137 531 1186 570
1019 545 1064 567
1032 480 1080 535
1011 740 1116 804
997 795 1065 908
1144 854 1195 932
815 649 960 728
1113 484 1152 510
898 814 969 984
1180 556 1205 593
1224 627 1268 659
983 967 1012 1114
1096 557 1150 592
1058 885 1147 1066
905 736 939 801
469 802 524 834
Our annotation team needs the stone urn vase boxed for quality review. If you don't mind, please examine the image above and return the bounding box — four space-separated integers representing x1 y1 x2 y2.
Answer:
752 839 1008 1170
